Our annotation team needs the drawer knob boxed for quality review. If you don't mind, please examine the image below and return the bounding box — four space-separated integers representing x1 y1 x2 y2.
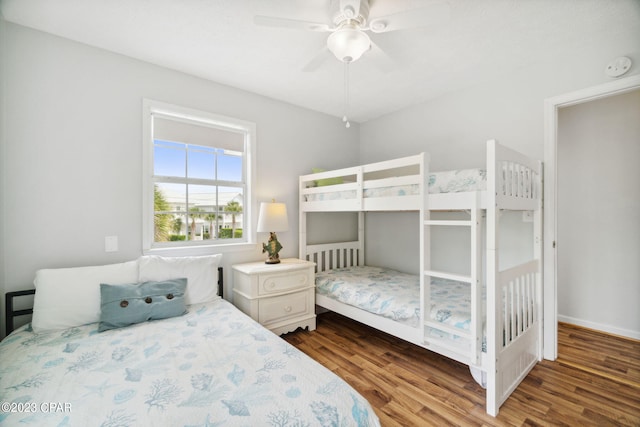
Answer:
284 306 292 312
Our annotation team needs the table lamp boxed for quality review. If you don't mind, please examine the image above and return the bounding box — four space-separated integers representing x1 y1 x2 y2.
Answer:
257 200 289 264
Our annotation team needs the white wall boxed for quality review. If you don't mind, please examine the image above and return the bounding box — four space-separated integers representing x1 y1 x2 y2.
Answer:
0 21 359 336
557 90 640 338
360 26 640 342
0 16 6 332
359 26 640 336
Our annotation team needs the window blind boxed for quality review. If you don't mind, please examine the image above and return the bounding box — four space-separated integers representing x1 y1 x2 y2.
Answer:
153 116 244 152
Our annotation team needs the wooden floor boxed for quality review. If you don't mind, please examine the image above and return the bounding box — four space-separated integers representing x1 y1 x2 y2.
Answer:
283 313 640 426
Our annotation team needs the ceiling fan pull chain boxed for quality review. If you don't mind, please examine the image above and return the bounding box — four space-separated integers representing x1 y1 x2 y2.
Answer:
343 60 351 128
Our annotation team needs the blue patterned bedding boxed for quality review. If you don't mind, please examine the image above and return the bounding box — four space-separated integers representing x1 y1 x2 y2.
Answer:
306 169 486 201
316 266 421 327
316 266 481 333
0 299 380 426
428 169 486 194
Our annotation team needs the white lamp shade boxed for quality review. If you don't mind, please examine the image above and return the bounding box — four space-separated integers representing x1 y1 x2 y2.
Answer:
257 202 289 233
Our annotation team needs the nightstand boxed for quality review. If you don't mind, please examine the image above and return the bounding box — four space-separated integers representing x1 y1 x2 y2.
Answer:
232 258 316 335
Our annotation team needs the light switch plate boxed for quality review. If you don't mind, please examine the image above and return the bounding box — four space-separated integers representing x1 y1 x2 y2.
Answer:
105 236 118 252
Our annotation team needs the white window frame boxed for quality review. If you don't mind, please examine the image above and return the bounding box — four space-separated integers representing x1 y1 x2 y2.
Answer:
142 99 256 255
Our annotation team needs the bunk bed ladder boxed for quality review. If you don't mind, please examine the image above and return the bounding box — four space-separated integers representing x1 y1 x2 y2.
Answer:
420 154 429 345
423 193 482 366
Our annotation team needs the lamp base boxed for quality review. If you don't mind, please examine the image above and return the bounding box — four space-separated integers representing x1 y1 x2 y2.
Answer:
262 232 283 265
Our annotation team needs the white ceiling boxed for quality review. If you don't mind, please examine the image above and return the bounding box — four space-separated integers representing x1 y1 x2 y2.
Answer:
2 0 639 123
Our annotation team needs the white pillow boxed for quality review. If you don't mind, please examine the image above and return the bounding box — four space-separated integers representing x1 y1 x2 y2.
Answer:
32 260 139 333
138 254 222 305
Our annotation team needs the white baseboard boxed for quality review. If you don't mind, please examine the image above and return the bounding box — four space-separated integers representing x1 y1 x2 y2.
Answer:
558 315 640 340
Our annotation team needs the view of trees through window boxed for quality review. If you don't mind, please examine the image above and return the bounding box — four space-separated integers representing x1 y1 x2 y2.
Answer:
152 140 245 244
154 185 243 242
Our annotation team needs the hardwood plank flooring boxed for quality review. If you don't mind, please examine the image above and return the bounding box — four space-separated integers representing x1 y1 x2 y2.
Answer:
283 313 640 426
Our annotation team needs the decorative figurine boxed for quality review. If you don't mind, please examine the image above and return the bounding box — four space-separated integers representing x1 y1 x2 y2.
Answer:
262 232 283 264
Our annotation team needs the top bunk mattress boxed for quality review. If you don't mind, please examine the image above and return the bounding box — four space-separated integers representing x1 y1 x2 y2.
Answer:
429 169 487 194
305 168 486 202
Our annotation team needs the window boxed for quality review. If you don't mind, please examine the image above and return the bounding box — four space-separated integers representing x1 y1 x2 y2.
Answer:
142 99 255 253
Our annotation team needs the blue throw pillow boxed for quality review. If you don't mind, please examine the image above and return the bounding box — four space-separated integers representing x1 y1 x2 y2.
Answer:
98 278 187 332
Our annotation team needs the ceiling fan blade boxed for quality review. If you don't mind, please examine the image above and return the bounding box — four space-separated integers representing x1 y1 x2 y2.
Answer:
254 15 332 32
302 47 332 72
367 2 450 33
367 41 394 73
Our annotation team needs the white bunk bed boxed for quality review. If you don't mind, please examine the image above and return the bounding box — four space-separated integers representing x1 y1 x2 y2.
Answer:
298 140 543 416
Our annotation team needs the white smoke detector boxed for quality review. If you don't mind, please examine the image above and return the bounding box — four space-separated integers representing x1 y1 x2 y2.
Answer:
605 56 632 78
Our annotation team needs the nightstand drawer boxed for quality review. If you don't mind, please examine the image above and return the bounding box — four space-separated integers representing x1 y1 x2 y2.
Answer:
259 290 311 326
259 270 311 295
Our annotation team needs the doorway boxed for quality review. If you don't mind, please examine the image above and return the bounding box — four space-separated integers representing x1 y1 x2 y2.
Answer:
543 74 640 360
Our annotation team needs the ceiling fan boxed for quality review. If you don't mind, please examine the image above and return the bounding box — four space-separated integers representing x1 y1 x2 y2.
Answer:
254 0 450 71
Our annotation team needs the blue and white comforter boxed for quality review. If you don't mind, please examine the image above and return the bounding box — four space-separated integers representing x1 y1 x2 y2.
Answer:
316 266 421 327
429 278 485 330
316 266 480 332
428 169 486 194
306 168 486 201
0 299 379 427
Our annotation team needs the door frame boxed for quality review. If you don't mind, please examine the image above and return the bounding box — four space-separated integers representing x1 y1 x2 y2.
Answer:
543 74 640 360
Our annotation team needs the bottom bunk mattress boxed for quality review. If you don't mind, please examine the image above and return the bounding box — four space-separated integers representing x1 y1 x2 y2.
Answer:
315 265 482 340
0 298 380 426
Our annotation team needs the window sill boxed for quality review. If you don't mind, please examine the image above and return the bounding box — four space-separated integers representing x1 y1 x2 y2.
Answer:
144 242 258 257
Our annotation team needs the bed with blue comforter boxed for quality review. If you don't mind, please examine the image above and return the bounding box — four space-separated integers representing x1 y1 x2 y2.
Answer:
0 298 380 426
316 266 483 337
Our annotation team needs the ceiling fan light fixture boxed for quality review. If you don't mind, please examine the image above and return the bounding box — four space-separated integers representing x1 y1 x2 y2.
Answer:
327 25 371 62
